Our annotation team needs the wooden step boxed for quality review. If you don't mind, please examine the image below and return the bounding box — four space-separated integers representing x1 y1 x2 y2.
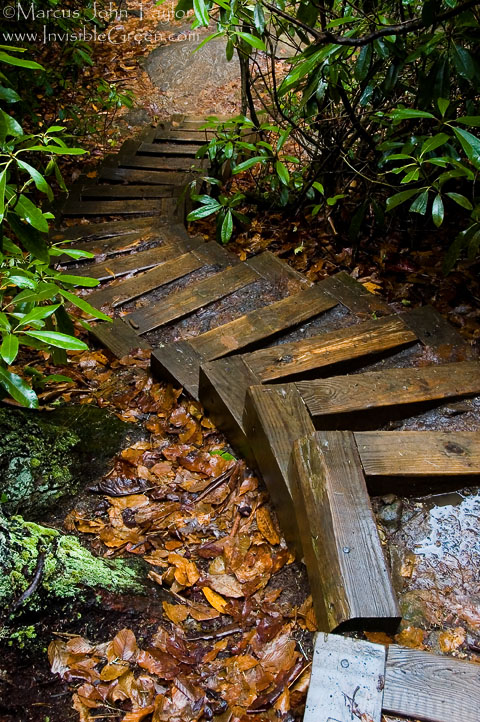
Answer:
91 318 152 359
304 634 386 722
199 313 419 450
61 198 176 217
138 141 201 156
80 184 176 200
355 430 480 477
88 241 230 309
126 258 255 333
118 155 207 171
98 166 191 185
304 635 480 722
292 430 398 630
67 235 201 282
296 361 480 426
155 129 215 143
58 225 193 263
51 217 156 242
383 644 480 722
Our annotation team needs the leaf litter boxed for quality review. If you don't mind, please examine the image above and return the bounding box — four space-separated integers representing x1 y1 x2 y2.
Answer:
51 346 316 721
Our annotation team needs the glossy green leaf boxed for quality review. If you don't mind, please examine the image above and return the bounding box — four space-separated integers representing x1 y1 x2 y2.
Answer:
235 32 266 51
275 160 290 185
254 4 265 34
232 156 266 173
193 0 210 25
0 334 19 364
0 366 38 408
420 133 449 156
410 190 429 215
432 194 444 227
220 210 233 244
187 203 221 220
59 288 111 321
445 192 473 210
0 50 43 70
24 330 88 350
453 126 480 169
386 188 420 211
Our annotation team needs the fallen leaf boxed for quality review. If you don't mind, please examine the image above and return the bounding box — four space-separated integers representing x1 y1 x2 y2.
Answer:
256 507 280 545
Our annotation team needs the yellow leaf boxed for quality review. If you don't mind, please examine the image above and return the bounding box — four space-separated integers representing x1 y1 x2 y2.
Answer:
256 506 280 545
162 601 189 624
203 587 228 614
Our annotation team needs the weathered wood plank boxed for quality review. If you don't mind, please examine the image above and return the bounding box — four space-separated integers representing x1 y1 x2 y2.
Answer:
199 356 261 459
402 305 466 349
67 241 197 282
303 634 386 722
245 315 417 381
151 340 204 393
88 245 205 308
355 431 480 476
245 250 312 289
191 285 338 361
51 217 155 241
139 141 201 156
119 155 207 171
322 271 392 317
243 384 315 556
61 198 175 217
90 318 151 358
129 261 257 334
80 184 176 199
155 129 215 143
98 167 190 185
383 645 480 722
292 431 400 631
297 361 480 420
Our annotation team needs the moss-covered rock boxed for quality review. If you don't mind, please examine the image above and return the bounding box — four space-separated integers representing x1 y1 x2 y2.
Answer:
0 405 134 517
0 513 145 615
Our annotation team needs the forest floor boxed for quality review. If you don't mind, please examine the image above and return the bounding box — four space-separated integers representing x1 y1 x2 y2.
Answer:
1 2 480 722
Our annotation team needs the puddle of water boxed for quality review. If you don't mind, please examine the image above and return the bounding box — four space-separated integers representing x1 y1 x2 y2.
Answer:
414 490 480 563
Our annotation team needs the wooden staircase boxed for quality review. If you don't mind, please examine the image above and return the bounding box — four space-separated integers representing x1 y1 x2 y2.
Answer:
55 114 480 722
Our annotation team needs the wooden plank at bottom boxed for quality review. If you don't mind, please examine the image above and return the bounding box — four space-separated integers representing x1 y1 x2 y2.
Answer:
297 361 480 420
384 645 480 722
292 431 399 631
91 318 151 358
355 431 480 476
304 634 385 722
243 385 315 557
151 340 203 392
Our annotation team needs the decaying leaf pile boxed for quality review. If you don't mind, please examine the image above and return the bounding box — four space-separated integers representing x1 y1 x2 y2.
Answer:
47 347 315 721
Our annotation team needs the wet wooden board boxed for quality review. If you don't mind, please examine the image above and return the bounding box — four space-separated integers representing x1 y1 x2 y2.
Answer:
292 431 399 631
51 216 156 241
91 318 151 358
296 361 480 421
303 634 385 722
89 240 230 310
138 141 201 156
118 155 207 171
199 302 417 448
152 285 338 398
155 129 216 143
58 225 195 263
60 198 176 217
322 271 392 317
98 166 191 186
243 384 315 555
383 645 480 722
355 431 480 476
245 315 417 381
80 184 176 199
127 260 256 334
402 304 466 349
67 238 200 282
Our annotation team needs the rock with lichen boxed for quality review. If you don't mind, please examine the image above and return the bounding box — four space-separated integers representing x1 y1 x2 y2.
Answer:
0 511 145 617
